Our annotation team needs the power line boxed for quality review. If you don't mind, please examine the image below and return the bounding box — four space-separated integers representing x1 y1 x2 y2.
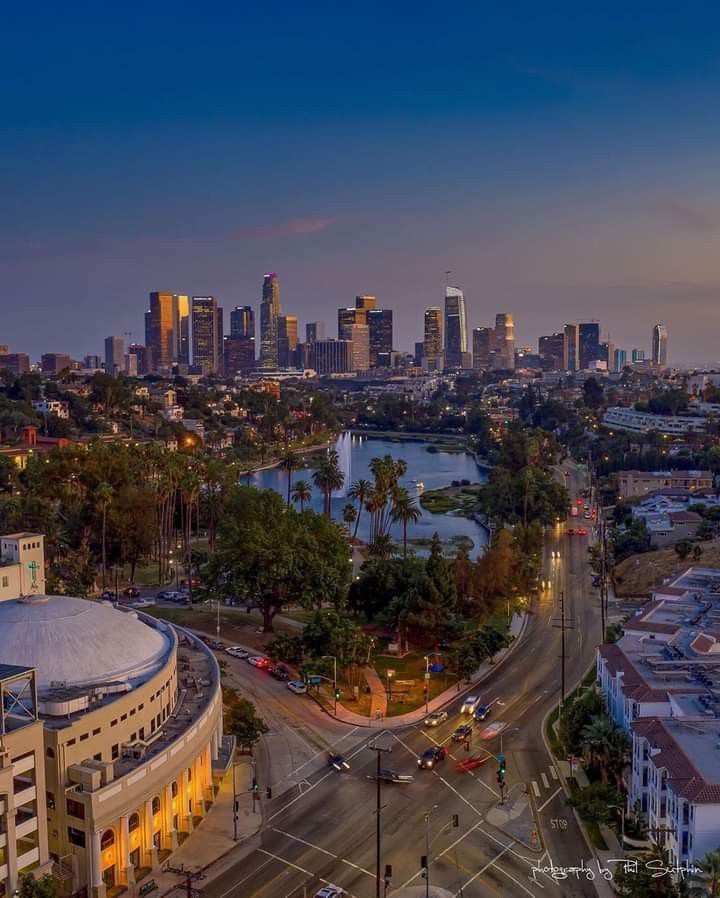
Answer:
552 590 575 707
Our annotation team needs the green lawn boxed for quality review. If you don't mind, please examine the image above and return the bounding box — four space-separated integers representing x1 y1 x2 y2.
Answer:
374 651 458 716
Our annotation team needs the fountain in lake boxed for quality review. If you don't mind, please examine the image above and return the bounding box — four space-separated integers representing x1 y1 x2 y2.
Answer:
335 431 352 497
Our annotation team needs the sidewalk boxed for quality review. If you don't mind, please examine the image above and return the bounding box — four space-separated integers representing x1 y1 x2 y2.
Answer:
322 612 528 729
135 756 261 897
364 665 388 718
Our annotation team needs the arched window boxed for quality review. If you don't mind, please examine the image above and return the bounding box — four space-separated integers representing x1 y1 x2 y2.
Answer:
151 797 161 815
186 767 192 783
171 781 178 798
128 813 140 833
101 829 115 851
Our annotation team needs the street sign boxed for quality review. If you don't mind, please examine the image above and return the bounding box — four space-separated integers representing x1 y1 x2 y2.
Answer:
395 679 415 686
307 675 321 686
424 672 430 680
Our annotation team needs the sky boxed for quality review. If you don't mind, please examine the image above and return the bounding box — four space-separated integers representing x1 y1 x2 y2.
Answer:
3 2 720 365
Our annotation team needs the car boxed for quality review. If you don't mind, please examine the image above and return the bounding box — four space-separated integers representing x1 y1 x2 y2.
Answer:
423 710 448 727
122 586 141 598
418 746 447 769
474 704 491 721
99 590 116 601
156 590 182 602
328 753 350 771
577 527 588 536
209 640 224 650
460 695 480 714
566 528 575 536
287 680 307 694
452 723 473 742
367 769 414 784
584 511 591 519
314 886 345 898
180 577 201 588
247 656 269 667
271 665 290 680
225 646 249 659
130 598 154 608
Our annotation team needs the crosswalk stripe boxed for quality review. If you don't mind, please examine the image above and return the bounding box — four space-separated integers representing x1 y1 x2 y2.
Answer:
532 780 541 798
549 766 558 780
541 772 549 789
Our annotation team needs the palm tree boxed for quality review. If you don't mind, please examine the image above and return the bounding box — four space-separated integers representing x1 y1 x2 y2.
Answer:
391 487 422 557
312 450 344 515
347 478 372 539
367 533 395 561
342 503 357 533
96 482 114 589
580 716 617 781
697 848 720 898
279 447 300 506
291 479 312 512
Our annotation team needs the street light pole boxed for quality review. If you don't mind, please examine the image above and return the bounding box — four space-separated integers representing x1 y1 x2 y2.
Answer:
424 804 439 898
232 762 238 841
368 740 391 898
322 655 337 714
424 655 429 715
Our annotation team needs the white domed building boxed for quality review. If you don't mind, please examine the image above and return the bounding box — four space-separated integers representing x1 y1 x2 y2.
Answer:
0 534 229 898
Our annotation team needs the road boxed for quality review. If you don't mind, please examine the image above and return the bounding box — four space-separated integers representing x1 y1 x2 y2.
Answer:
195 458 603 898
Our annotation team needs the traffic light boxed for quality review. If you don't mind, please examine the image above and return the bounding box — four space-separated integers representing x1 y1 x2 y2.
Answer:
452 814 459 828
420 856 428 869
334 687 341 700
498 754 506 776
384 865 392 880
252 781 259 794
266 787 272 799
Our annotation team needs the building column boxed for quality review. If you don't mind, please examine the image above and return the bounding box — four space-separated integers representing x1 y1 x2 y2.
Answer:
163 784 178 851
90 830 107 898
210 729 219 761
193 755 205 817
181 770 193 833
203 744 214 802
144 799 159 869
120 814 135 886
5 803 18 896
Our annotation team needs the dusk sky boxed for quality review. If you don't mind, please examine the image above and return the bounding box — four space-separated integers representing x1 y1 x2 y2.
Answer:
3 3 720 365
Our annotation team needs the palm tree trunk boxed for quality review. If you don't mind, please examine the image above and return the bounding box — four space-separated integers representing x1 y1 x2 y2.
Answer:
101 508 107 588
403 519 408 557
353 503 362 539
287 468 292 506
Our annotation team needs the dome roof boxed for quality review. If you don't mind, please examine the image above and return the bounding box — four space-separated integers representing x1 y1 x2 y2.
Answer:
0 595 171 689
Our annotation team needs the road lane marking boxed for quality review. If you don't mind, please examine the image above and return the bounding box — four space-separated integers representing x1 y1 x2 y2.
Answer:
537 786 563 812
399 820 485 888
549 766 558 780
215 853 278 898
531 781 541 798
287 726 360 777
453 841 515 897
271 828 375 879
540 772 549 789
257 848 362 898
341 859 375 878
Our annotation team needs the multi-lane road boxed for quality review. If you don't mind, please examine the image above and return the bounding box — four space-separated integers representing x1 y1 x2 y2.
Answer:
203 459 603 898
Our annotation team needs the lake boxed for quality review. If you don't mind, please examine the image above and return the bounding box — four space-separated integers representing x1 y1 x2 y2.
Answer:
253 432 488 554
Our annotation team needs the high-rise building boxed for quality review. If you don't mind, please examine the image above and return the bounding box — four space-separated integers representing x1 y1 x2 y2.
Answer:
652 324 668 367
230 306 255 339
277 315 299 368
349 323 370 371
259 273 281 369
472 327 495 370
146 292 177 371
355 295 377 312
0 353 30 375
632 348 646 363
41 353 72 375
306 321 325 343
127 344 152 376
223 336 255 374
83 354 101 370
424 307 444 371
367 308 393 366
175 295 190 365
414 341 425 365
444 286 468 369
578 322 601 370
613 349 628 372
311 339 353 375
564 323 579 371
493 314 515 370
338 308 361 340
191 296 223 375
104 335 124 376
538 333 566 371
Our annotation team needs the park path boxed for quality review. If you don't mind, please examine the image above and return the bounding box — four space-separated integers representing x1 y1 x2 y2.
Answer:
363 665 388 719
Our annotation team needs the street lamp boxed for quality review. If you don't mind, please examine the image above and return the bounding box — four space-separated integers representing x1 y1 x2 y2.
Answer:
423 804 439 898
322 655 338 714
423 656 430 714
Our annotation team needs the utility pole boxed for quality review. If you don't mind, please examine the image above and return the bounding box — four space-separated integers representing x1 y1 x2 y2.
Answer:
163 865 205 898
552 591 575 709
368 739 392 898
599 511 607 643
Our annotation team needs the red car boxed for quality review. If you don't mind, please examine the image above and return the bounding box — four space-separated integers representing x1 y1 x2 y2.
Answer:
567 528 575 535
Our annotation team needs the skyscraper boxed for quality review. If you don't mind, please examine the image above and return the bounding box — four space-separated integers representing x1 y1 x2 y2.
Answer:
367 308 393 366
338 308 360 341
578 322 601 370
493 314 515 370
632 348 646 363
472 327 495 370
538 332 566 371
230 306 255 339
311 339 353 375
191 296 223 374
259 273 281 368
277 315 299 368
424 307 444 371
444 286 468 369
564 323 579 371
350 323 370 371
652 324 668 367
175 295 190 365
146 292 177 371
104 336 124 376
306 321 325 343
355 295 377 312
223 336 255 374
613 349 627 372
127 344 152 376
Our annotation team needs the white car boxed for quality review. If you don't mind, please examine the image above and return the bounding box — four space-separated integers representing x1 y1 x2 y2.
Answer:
225 646 249 659
461 695 480 715
424 710 448 727
314 887 345 898
247 656 264 666
287 681 307 695
130 599 154 608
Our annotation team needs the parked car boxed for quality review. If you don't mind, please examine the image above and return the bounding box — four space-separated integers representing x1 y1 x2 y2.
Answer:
271 665 290 681
287 680 307 694
452 723 473 742
123 586 141 598
418 746 447 769
130 599 154 609
100 590 116 601
209 640 224 650
423 710 448 727
225 646 249 659
461 695 480 714
156 590 183 602
180 577 201 588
